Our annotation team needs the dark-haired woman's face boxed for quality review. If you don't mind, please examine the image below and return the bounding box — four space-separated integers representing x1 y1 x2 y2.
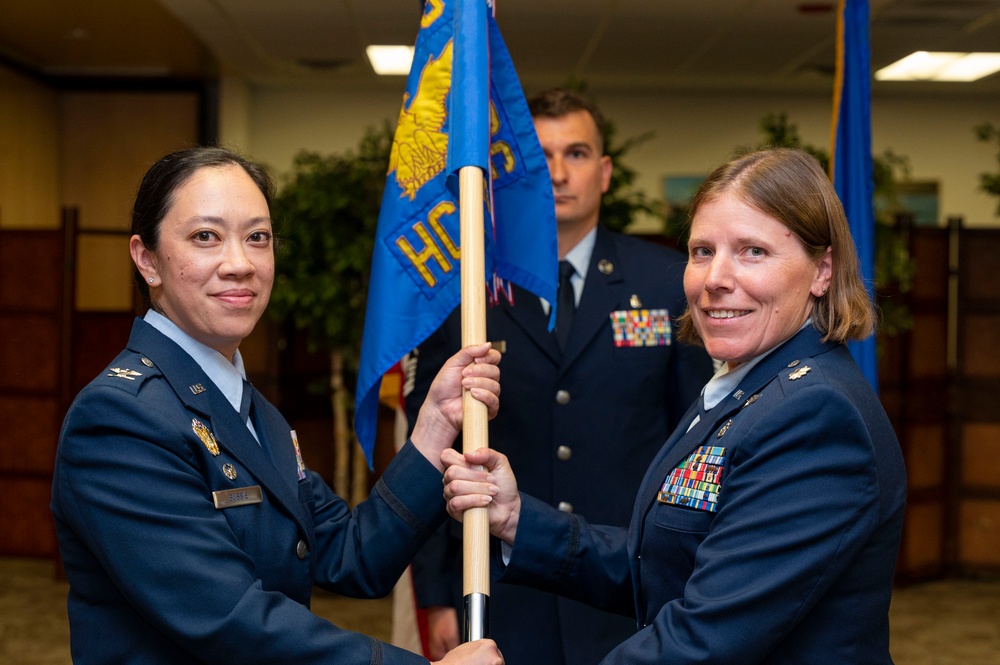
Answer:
137 164 273 360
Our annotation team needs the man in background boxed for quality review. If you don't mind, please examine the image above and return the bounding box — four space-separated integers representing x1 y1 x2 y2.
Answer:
404 88 714 665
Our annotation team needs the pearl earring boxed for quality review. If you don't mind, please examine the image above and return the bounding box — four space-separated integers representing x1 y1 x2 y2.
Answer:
148 277 154 284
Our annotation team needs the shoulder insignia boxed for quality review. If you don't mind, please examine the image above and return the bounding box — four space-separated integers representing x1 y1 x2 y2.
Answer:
788 365 812 381
108 367 142 381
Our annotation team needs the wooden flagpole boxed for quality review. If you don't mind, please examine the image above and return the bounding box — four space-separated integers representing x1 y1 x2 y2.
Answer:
458 164 490 641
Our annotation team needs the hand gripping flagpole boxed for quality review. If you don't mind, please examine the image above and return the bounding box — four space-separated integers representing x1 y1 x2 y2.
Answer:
459 164 490 642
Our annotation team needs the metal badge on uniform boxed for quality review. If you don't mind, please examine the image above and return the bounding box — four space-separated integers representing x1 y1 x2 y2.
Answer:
108 367 141 380
789 366 812 380
212 485 263 509
140 357 154 368
657 445 726 512
610 308 672 347
716 419 733 438
598 259 614 275
222 464 237 480
192 418 220 456
742 393 762 409
291 430 307 481
189 383 207 395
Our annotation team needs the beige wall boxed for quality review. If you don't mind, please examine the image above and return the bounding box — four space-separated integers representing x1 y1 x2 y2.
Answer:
237 83 1000 231
0 67 60 230
0 61 199 311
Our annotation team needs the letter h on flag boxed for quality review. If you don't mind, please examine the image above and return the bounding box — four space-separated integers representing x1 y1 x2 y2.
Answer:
355 0 559 465
831 0 878 391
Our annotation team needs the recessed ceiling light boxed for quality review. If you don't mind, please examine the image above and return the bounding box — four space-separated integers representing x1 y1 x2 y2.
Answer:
366 45 415 76
875 51 1000 82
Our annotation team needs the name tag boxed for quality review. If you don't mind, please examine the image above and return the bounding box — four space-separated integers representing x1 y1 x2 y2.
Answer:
213 485 263 509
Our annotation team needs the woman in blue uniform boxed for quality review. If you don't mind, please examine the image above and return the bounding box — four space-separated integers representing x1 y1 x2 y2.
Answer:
442 147 906 664
51 146 504 665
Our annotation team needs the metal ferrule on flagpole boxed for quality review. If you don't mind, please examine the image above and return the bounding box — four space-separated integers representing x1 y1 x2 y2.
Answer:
462 592 490 642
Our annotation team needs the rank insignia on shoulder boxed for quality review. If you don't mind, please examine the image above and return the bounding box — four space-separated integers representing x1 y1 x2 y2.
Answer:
192 418 220 456
789 366 812 381
108 367 142 380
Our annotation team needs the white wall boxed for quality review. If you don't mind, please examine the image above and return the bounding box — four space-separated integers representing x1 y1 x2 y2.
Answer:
238 82 1000 229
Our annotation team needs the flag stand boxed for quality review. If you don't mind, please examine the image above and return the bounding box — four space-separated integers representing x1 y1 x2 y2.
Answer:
458 164 490 641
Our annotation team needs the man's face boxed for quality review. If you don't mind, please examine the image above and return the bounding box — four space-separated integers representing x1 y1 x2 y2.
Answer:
533 109 612 235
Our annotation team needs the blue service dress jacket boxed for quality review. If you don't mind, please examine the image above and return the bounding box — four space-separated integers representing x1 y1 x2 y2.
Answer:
496 325 907 664
405 226 715 664
51 318 445 665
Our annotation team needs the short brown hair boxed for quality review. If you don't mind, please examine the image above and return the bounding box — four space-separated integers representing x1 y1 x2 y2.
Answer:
527 87 607 153
678 147 875 346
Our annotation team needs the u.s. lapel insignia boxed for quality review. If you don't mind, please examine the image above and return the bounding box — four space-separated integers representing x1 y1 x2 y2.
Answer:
189 383 206 395
192 418 220 456
733 389 745 401
789 366 812 380
716 419 733 438
222 463 237 480
108 367 142 381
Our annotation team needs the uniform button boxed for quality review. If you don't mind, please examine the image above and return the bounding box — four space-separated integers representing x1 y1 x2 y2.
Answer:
295 539 309 560
555 390 571 405
556 445 572 461
557 501 573 513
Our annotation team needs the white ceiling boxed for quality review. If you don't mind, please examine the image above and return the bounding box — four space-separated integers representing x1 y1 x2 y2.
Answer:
2 0 1000 96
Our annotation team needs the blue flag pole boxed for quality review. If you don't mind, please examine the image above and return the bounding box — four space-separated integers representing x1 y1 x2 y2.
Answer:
451 0 491 641
832 0 879 392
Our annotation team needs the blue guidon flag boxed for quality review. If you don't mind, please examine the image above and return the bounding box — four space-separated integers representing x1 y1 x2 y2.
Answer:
831 0 878 391
354 0 559 465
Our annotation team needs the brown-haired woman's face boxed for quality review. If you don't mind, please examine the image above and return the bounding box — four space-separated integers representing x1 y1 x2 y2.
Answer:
132 164 273 360
684 193 831 369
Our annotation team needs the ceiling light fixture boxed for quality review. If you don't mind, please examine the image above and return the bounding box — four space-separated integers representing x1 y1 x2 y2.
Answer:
366 45 415 76
875 51 1000 82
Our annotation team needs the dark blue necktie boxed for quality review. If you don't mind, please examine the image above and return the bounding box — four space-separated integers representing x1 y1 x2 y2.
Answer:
555 260 576 351
239 379 254 428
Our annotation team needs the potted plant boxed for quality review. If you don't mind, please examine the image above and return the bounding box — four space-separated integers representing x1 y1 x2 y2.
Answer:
268 124 393 504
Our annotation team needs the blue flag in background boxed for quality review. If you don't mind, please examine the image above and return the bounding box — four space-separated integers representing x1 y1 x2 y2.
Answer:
832 0 878 392
354 0 559 465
